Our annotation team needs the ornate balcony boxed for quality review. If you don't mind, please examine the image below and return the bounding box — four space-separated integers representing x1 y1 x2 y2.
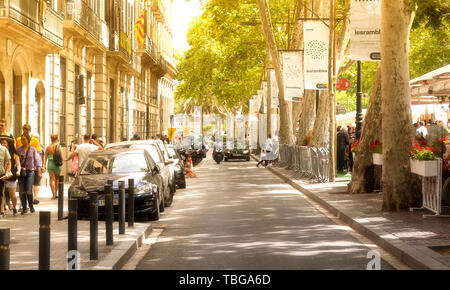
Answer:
151 51 168 78
107 31 132 65
64 0 108 50
0 0 63 52
152 0 165 22
136 34 158 66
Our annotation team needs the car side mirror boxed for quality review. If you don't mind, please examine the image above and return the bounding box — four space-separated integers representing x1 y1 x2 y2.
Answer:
153 165 160 175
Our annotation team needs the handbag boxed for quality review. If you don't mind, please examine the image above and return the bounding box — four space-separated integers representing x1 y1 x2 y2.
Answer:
53 145 63 167
20 148 30 178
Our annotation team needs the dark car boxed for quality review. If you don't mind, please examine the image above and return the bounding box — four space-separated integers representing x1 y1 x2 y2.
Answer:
224 141 250 162
167 144 186 189
68 149 165 221
105 140 174 207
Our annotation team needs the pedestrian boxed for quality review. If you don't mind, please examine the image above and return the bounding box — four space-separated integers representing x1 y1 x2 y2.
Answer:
347 126 354 175
131 133 141 140
31 133 43 204
66 134 102 167
0 138 11 218
68 139 79 176
0 119 13 140
256 134 273 168
17 134 41 214
43 135 63 200
337 126 349 174
16 125 42 204
416 121 427 141
0 138 19 216
91 134 104 149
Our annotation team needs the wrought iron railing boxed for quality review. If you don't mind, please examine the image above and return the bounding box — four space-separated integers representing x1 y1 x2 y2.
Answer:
43 7 63 47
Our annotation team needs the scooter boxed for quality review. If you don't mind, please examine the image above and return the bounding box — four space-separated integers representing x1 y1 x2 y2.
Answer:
213 148 224 164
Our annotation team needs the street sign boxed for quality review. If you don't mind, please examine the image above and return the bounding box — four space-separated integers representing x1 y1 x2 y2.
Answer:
336 78 351 91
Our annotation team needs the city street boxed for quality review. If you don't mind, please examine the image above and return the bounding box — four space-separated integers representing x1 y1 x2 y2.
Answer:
135 154 396 270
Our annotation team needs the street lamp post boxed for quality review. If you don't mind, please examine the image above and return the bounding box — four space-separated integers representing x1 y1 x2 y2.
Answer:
355 61 363 140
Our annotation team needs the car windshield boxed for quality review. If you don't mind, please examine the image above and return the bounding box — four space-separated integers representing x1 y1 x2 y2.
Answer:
130 144 162 163
79 153 148 175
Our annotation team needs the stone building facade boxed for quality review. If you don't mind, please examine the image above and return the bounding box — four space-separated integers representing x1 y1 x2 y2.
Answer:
0 0 177 173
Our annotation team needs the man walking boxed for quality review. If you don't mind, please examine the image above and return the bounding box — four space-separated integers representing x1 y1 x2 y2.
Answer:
337 126 349 174
0 119 13 140
0 141 11 217
66 134 102 167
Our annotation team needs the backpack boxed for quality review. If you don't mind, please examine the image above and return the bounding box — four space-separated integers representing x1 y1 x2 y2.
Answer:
53 145 63 167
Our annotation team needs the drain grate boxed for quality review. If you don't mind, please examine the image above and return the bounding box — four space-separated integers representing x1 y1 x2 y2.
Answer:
429 245 450 256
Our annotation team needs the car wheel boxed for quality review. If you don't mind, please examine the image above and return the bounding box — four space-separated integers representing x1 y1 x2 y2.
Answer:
148 195 160 221
224 157 228 162
164 185 174 207
178 175 186 189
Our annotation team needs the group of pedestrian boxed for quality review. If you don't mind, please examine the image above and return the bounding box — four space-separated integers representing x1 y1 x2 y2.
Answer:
337 125 356 175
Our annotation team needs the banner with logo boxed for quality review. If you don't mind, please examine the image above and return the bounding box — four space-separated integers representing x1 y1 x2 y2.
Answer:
193 106 202 149
350 0 381 61
303 21 329 90
226 114 234 150
269 69 279 107
215 115 223 150
262 81 268 109
271 113 279 139
235 113 246 149
249 114 258 150
258 113 267 149
281 52 303 101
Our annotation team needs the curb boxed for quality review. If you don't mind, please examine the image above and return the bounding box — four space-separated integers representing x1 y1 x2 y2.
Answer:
92 223 153 270
251 155 450 270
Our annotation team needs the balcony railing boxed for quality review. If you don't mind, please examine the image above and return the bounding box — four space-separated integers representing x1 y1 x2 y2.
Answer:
0 0 63 47
108 31 131 62
152 0 165 22
65 0 107 47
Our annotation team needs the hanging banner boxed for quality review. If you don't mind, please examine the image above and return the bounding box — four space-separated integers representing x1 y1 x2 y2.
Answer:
350 0 381 61
262 81 268 110
281 51 303 101
215 115 223 150
258 113 267 149
226 114 234 150
303 20 329 90
250 116 258 150
271 113 279 139
269 69 279 107
235 113 246 149
193 106 202 149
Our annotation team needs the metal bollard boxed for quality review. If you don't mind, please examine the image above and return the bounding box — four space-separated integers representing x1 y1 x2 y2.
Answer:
58 175 64 220
118 181 126 235
104 184 114 246
128 179 135 227
39 211 51 270
0 228 10 270
89 192 98 260
68 199 78 252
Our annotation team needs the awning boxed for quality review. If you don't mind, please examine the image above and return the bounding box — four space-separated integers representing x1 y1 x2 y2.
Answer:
410 65 450 102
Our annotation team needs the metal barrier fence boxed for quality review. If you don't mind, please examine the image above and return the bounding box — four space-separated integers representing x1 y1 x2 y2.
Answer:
276 144 329 183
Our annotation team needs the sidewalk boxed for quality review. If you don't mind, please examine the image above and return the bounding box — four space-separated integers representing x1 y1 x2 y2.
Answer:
0 183 152 270
254 156 450 270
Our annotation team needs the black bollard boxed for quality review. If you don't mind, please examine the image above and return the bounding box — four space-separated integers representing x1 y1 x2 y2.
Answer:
89 192 98 260
39 211 51 270
118 181 125 235
104 184 114 246
0 228 10 270
68 199 78 253
58 175 64 220
128 179 135 227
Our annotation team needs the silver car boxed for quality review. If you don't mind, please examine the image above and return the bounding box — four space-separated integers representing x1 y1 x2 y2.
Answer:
105 140 174 207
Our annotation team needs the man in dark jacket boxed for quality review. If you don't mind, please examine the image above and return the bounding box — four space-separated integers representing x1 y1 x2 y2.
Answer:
337 126 349 173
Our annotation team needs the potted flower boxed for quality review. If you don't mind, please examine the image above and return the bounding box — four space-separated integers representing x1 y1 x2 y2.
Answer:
409 142 438 176
370 140 383 166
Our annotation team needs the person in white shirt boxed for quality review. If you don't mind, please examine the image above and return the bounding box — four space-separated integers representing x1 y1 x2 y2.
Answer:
256 134 273 168
66 134 102 167
416 121 428 141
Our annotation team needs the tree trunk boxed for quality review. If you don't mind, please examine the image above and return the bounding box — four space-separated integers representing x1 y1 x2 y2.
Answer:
310 90 329 147
381 0 421 210
348 66 382 194
296 90 316 145
256 0 294 145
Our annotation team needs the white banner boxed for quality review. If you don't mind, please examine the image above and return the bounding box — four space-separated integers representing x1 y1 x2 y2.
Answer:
269 69 279 107
249 115 258 150
262 81 268 110
304 21 329 90
235 113 246 149
350 0 381 61
215 115 223 150
226 114 234 150
271 113 279 139
258 113 267 149
193 106 202 149
282 51 303 101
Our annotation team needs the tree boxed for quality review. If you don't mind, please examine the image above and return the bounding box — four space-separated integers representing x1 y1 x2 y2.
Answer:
380 0 421 210
256 0 295 145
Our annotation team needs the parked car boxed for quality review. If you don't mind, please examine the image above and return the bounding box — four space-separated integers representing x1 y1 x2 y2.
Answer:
224 142 250 162
167 144 186 189
105 140 174 207
153 140 177 194
68 149 165 221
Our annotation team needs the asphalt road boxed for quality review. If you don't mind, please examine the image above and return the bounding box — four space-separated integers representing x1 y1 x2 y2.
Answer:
136 155 395 270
